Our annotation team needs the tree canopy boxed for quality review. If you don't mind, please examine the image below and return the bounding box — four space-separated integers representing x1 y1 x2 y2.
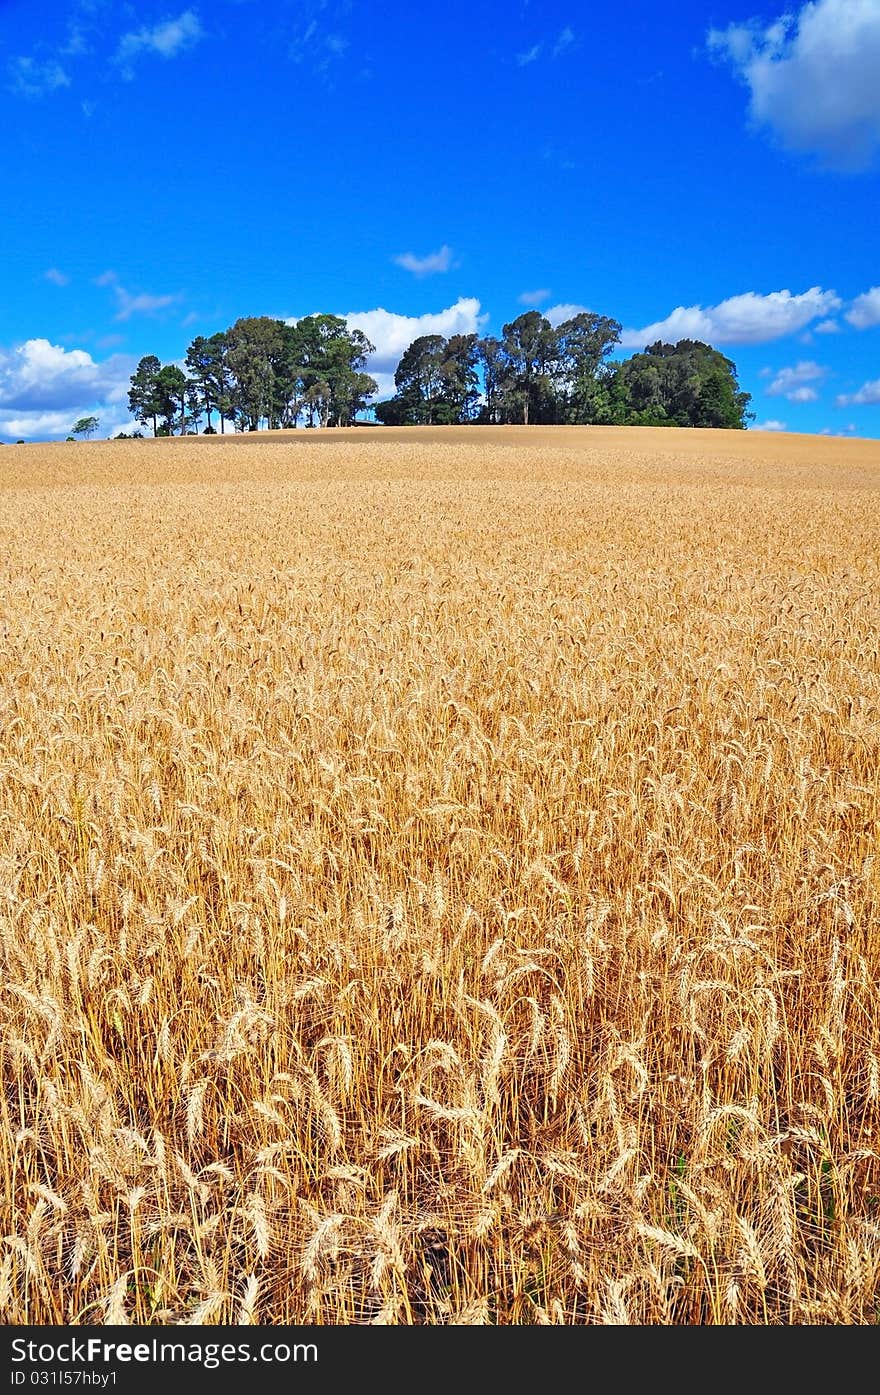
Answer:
127 307 752 436
71 415 99 439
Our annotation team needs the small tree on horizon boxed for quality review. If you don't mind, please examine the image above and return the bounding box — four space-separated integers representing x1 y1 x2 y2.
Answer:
72 415 99 439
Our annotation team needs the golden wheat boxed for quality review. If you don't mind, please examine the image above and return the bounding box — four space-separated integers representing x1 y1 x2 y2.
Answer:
1 424 878 1324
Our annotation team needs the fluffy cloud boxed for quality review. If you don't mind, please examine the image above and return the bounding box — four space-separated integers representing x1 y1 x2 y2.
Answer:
340 298 488 377
619 287 841 348
764 359 827 400
846 286 880 328
751 419 788 431
116 10 203 71
814 318 841 333
0 339 135 418
392 246 455 277
836 378 880 406
709 0 880 169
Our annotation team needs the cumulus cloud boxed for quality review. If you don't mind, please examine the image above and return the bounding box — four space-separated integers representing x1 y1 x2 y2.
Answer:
846 285 880 328
518 289 552 307
115 10 203 73
337 298 488 378
9 57 70 97
751 419 788 431
392 245 455 277
708 0 880 169
814 318 841 333
0 339 134 414
836 378 880 406
0 339 138 440
96 270 181 321
619 287 841 348
764 359 827 400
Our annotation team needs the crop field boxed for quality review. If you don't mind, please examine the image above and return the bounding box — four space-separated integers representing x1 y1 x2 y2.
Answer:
1 424 879 1325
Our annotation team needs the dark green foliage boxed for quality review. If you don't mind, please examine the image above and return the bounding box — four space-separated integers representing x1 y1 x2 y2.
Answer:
610 340 752 429
132 308 751 438
127 355 163 436
154 364 187 435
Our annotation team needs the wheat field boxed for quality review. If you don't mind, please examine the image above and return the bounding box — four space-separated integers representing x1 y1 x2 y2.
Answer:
1 424 879 1325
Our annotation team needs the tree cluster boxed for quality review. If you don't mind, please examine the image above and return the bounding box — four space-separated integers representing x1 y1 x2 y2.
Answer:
128 315 377 436
128 308 753 436
377 311 752 429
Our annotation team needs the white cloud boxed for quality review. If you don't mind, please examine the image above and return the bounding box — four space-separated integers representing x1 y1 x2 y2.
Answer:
0 339 135 415
708 0 880 170
765 359 827 400
9 57 70 97
751 419 788 431
619 286 841 348
544 302 588 326
116 10 203 72
518 289 551 306
392 245 455 277
789 386 819 401
44 267 70 287
814 318 841 333
96 271 181 321
846 285 880 328
553 27 575 57
337 298 488 377
836 378 880 406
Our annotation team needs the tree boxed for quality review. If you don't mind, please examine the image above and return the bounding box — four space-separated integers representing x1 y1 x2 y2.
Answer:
496 312 558 424
185 332 230 433
226 317 286 430
154 364 187 435
554 311 621 422
476 335 508 423
376 332 480 425
393 335 447 423
613 340 752 428
128 355 163 436
292 315 376 426
441 333 481 422
71 415 99 439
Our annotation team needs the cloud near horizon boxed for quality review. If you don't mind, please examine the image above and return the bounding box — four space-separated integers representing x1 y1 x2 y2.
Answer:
836 377 880 407
340 297 488 379
619 287 841 348
0 338 137 440
708 0 880 170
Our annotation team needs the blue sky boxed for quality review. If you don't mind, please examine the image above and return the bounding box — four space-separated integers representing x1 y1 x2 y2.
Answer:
1 0 879 440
